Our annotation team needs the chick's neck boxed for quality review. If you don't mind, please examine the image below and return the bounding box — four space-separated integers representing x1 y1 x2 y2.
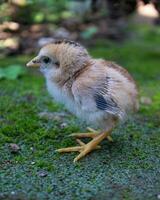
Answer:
55 60 91 90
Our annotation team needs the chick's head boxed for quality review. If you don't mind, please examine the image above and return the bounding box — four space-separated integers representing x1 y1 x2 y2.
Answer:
27 40 90 84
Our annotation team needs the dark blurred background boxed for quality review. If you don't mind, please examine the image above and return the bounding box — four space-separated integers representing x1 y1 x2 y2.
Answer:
0 0 159 56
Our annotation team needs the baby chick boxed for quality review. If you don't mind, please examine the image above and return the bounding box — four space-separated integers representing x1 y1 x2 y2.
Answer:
27 39 139 162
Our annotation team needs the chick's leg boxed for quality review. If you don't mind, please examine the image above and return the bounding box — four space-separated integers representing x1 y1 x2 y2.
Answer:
70 127 113 142
56 129 112 162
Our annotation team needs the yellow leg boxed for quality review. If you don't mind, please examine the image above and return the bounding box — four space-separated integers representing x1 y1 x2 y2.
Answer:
56 129 112 162
69 127 113 142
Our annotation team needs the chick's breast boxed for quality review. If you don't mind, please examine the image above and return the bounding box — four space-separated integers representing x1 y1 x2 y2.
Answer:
71 59 138 128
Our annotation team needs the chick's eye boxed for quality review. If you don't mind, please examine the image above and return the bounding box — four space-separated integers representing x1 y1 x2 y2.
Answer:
43 57 51 64
55 61 60 67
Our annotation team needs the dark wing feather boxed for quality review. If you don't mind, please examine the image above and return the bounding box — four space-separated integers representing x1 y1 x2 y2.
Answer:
93 77 122 116
94 93 120 115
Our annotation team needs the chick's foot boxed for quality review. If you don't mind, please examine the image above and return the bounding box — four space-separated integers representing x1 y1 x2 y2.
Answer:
56 130 112 162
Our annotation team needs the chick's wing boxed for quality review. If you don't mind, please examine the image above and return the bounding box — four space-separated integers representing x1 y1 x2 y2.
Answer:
72 74 122 117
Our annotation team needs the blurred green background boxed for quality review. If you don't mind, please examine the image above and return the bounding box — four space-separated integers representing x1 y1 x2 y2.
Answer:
0 1 160 200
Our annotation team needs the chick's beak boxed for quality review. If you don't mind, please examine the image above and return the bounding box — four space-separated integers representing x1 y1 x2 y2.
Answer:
26 56 40 67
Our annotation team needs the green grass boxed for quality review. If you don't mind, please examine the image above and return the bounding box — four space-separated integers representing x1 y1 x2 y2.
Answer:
0 25 160 200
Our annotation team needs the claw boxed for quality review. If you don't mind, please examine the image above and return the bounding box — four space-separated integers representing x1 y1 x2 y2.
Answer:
107 135 113 142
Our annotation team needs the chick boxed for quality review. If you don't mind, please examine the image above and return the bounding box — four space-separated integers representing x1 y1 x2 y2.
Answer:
27 39 139 162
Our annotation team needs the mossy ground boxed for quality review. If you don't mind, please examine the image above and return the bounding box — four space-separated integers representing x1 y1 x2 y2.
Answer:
0 25 160 200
